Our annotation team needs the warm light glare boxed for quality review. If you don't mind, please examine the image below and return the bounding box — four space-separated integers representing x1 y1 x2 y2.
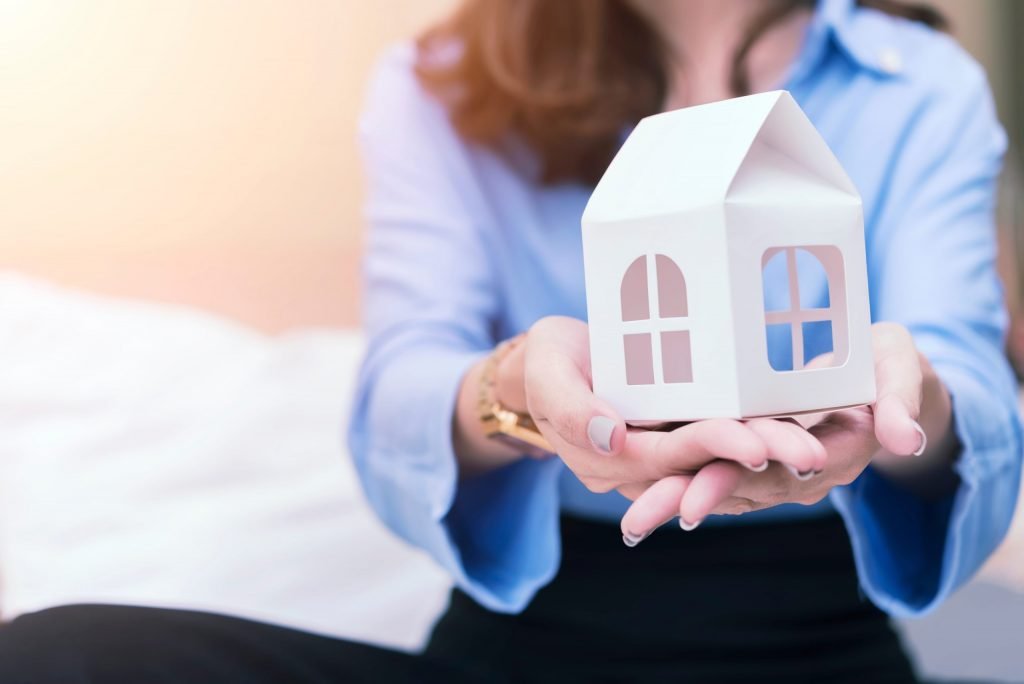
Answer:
0 0 454 329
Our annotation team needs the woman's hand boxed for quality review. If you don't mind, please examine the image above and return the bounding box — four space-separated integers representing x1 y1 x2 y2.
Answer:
619 322 957 542
520 316 826 507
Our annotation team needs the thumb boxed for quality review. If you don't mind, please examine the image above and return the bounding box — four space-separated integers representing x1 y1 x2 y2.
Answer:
871 323 927 457
525 317 627 455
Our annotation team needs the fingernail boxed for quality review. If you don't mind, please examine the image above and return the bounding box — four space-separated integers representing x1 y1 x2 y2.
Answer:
912 421 927 457
588 416 615 454
744 460 769 472
679 517 702 532
785 464 815 481
622 531 647 547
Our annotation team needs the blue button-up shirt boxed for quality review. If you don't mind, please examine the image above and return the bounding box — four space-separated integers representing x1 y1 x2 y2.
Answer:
349 0 1022 617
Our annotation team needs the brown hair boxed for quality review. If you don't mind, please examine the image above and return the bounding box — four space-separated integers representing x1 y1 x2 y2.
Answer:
416 0 945 186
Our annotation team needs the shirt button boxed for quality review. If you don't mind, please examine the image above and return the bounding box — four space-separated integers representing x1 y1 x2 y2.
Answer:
878 48 903 74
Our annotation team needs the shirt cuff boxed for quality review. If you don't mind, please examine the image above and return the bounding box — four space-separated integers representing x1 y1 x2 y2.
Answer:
830 365 1022 617
350 339 563 614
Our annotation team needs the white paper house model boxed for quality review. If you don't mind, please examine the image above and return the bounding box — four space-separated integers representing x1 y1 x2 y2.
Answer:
582 91 875 422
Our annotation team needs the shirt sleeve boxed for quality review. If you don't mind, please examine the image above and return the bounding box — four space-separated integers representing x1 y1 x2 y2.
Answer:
830 64 1023 617
346 46 563 614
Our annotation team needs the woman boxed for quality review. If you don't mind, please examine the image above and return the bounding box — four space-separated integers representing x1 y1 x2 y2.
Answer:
350 0 1021 681
0 1 1017 682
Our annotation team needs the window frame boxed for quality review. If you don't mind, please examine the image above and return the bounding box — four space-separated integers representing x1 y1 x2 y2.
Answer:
762 245 846 372
620 253 693 385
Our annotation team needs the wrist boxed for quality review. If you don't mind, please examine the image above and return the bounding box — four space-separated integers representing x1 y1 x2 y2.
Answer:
494 335 528 414
453 333 549 478
479 333 552 455
453 356 524 477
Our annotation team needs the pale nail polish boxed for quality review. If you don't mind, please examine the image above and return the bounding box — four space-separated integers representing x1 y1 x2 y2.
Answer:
785 464 815 481
588 416 615 454
912 421 927 457
745 460 769 472
622 531 647 547
679 518 702 532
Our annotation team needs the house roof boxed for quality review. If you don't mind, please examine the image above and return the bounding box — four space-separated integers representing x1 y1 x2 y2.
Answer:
583 91 861 225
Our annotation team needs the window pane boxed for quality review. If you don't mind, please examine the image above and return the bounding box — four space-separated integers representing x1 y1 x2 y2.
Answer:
624 333 655 385
761 248 789 312
795 248 830 309
655 254 687 318
766 323 793 371
661 330 693 383
620 256 650 322
802 320 835 367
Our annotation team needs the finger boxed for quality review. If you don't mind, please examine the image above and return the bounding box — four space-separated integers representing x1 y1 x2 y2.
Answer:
525 320 627 456
650 419 769 473
871 323 926 456
745 418 827 478
788 420 829 471
678 461 744 529
804 351 836 370
616 481 654 502
808 407 879 474
538 428 623 494
619 475 693 545
582 427 669 486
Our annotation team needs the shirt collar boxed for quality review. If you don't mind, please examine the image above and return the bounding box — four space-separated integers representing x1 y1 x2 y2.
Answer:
789 0 907 86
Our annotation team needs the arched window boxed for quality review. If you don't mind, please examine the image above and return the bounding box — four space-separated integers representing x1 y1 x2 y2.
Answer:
620 254 692 385
762 246 848 371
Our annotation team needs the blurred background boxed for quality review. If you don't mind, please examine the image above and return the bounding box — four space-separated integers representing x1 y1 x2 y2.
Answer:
1 0 1022 342
0 1 1022 681
1 0 456 331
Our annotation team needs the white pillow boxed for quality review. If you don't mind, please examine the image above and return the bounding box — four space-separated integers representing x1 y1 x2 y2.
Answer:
0 273 451 651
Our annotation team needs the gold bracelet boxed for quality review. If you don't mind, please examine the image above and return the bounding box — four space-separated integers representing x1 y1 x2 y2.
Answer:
477 333 553 454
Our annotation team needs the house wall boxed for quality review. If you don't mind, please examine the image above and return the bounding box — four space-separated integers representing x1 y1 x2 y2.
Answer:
583 206 741 422
724 201 875 417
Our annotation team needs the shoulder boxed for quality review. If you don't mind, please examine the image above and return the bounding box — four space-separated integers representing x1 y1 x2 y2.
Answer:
358 41 460 145
832 4 1001 149
842 5 989 96
363 42 435 103
359 41 542 193
356 40 501 191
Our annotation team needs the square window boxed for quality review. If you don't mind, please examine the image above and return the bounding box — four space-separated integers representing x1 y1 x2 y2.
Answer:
766 324 793 372
661 330 693 383
802 321 834 367
624 333 655 385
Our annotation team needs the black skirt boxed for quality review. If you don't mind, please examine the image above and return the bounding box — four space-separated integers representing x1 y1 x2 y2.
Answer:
425 513 919 684
0 514 921 683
